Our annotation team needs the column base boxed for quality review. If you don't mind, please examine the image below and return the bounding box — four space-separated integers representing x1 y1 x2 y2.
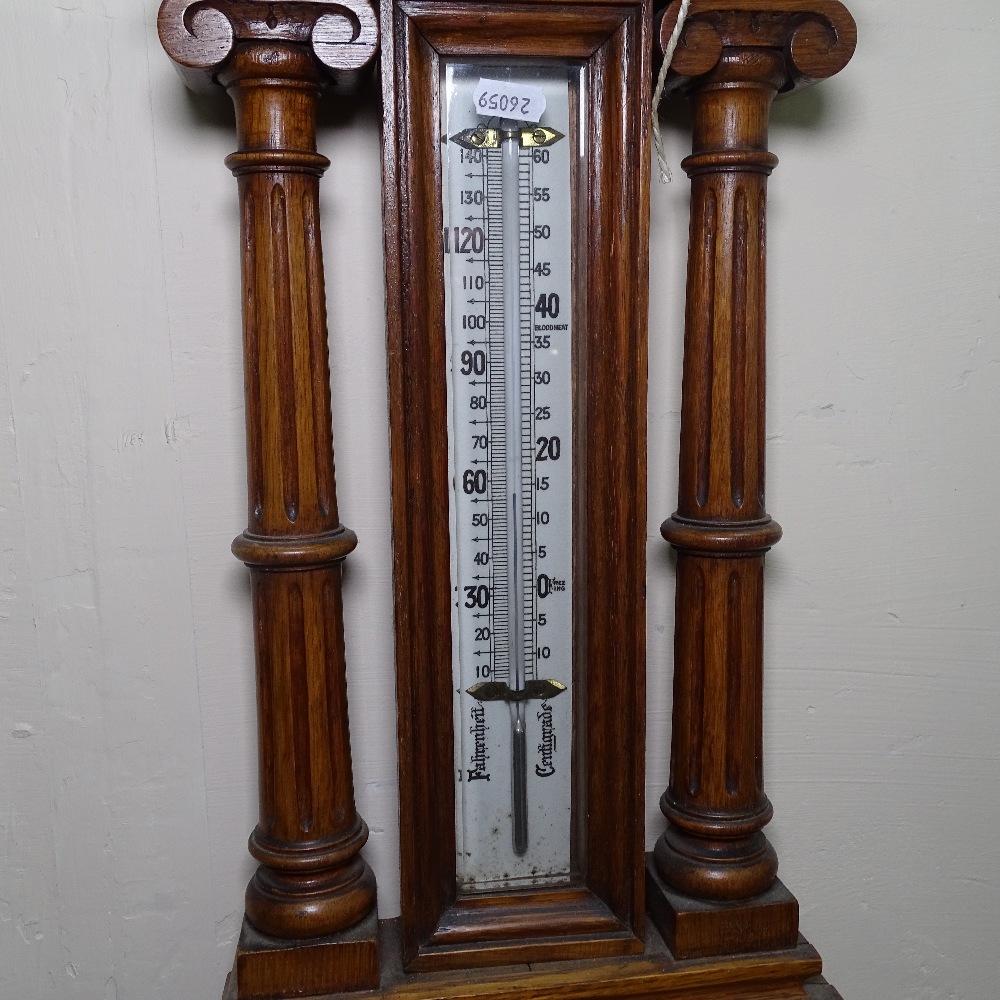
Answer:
234 909 380 999
646 853 799 960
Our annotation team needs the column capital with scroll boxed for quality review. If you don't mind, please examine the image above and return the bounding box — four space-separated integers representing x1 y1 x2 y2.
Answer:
659 0 856 97
158 0 378 93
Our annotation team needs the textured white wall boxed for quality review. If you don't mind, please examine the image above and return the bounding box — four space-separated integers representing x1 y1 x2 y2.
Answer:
1 1 997 998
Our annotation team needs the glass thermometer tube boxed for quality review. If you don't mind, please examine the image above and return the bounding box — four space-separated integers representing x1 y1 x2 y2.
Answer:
443 62 580 893
501 128 530 856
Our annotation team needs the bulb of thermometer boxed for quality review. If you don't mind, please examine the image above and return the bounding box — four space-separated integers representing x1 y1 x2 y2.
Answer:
443 62 581 893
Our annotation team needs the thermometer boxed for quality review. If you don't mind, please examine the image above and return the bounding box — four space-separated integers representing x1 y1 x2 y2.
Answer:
443 63 580 892
381 2 650 964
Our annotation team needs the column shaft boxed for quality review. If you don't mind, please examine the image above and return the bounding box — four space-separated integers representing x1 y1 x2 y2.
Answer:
222 42 376 941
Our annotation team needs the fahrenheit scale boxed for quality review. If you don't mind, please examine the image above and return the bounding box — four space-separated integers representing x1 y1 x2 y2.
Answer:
443 62 581 892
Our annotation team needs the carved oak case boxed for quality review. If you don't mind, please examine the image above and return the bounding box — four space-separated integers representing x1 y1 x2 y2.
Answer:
156 1 857 998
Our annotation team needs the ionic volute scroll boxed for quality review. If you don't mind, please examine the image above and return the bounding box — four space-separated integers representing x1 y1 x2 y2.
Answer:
657 0 857 95
158 0 379 93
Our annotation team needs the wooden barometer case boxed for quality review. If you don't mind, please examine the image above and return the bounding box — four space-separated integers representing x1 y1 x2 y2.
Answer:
380 0 652 973
156 0 857 998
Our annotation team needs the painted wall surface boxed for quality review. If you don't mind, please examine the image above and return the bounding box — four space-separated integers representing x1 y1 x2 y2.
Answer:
1 1 997 998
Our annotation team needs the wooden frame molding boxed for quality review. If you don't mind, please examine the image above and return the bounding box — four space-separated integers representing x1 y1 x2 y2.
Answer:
158 3 381 996
380 0 651 973
646 0 856 962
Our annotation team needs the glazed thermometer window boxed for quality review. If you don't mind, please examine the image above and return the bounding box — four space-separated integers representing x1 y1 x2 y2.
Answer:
443 61 581 893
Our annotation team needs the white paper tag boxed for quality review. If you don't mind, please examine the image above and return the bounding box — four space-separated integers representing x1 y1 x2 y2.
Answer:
473 78 547 123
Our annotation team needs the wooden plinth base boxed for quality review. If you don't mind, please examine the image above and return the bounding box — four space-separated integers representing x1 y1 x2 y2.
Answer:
234 911 380 999
223 916 840 1000
645 854 799 960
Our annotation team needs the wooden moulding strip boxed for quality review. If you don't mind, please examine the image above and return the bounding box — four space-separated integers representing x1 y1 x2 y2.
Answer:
224 919 825 1000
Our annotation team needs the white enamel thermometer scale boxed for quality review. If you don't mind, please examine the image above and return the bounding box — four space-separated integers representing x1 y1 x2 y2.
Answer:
443 65 577 890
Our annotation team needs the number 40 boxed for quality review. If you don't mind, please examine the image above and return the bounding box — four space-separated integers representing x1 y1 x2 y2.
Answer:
535 293 560 319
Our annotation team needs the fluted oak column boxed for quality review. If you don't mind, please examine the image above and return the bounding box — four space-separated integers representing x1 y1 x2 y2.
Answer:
646 0 856 960
158 3 380 996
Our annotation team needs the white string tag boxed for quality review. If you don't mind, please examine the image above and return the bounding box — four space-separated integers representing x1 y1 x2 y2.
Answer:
652 0 691 184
